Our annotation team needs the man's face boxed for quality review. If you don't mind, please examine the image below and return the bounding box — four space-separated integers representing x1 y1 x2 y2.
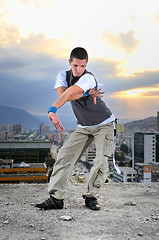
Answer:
68 58 87 77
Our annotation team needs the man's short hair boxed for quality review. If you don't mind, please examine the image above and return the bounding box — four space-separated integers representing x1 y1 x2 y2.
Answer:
70 47 88 62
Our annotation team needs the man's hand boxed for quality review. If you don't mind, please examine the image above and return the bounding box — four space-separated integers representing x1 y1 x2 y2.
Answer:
89 88 105 104
48 112 64 132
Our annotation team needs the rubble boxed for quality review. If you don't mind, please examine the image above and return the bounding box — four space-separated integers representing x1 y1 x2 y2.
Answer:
59 216 72 221
0 182 158 240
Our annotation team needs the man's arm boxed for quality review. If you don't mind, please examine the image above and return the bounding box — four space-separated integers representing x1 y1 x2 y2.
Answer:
57 86 84 100
48 85 83 132
55 85 84 108
56 86 105 103
56 86 67 97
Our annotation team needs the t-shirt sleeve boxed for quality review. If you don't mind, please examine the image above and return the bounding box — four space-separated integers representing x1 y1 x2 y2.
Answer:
75 74 96 92
54 71 68 91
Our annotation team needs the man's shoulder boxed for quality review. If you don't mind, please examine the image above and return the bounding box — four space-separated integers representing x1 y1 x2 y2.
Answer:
58 71 67 76
81 71 96 81
85 70 94 76
57 71 67 80
83 70 96 80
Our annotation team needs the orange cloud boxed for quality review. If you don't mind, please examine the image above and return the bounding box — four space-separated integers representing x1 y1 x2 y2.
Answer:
0 22 73 58
102 30 140 54
19 33 73 57
154 12 159 24
111 86 159 98
0 23 21 47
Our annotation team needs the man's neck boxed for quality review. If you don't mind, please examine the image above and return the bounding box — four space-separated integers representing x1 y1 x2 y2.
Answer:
71 70 86 79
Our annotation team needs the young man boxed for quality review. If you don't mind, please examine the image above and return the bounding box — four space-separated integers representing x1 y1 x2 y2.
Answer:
35 47 115 210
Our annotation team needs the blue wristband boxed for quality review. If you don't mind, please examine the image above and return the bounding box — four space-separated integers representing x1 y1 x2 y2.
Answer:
48 106 57 114
83 90 89 97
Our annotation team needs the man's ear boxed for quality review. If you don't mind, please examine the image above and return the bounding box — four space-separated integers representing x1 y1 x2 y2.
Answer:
68 59 71 65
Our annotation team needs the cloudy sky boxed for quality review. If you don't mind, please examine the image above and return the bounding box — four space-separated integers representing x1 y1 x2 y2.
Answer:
0 0 159 126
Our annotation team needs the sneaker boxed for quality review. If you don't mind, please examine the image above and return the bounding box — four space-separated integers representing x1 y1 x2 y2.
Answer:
84 197 101 210
34 195 63 210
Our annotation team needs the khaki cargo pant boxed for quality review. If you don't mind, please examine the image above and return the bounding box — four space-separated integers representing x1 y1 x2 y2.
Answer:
48 122 114 199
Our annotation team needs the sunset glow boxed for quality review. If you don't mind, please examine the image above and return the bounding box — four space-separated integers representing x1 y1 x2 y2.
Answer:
0 0 159 120
114 87 159 98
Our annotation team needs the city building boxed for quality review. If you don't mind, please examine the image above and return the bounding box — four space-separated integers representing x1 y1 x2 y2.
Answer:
0 161 48 184
132 132 159 168
13 124 22 135
135 162 159 182
39 123 50 135
117 124 124 134
113 167 137 183
124 135 132 153
0 159 14 169
0 141 52 163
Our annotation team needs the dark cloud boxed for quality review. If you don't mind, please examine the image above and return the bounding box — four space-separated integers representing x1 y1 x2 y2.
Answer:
0 55 29 69
102 30 140 54
89 58 121 77
0 44 159 120
0 46 69 114
124 71 159 90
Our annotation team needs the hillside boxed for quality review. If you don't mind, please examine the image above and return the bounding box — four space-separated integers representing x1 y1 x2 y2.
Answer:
0 105 77 130
124 116 157 132
0 105 41 128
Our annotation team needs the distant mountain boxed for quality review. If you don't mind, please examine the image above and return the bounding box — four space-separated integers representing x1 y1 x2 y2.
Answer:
0 105 41 128
124 116 157 132
117 118 133 124
0 105 157 132
0 105 77 130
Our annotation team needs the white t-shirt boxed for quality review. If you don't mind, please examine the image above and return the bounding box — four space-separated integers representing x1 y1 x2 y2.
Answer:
54 71 96 92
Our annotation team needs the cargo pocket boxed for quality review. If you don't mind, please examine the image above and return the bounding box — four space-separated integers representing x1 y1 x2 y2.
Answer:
104 129 115 157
